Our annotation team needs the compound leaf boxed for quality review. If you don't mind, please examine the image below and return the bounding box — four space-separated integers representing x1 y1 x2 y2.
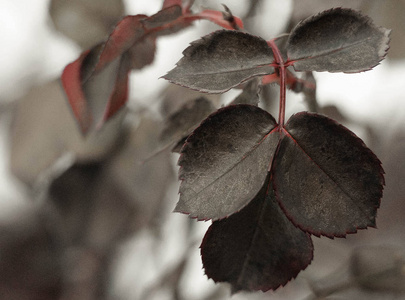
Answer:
176 105 279 220
287 8 391 73
163 30 275 93
272 112 384 237
201 178 314 292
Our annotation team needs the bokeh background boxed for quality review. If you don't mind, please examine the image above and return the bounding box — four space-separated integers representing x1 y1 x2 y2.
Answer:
1 0 405 299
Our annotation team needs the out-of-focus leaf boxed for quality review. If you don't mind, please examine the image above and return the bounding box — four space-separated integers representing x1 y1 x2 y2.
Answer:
159 84 221 118
160 97 216 152
62 15 155 134
163 30 274 93
272 112 384 237
287 8 391 73
351 246 405 293
104 116 174 231
49 116 174 250
62 4 245 133
162 0 183 9
201 178 313 292
62 45 132 133
0 203 62 300
301 71 317 112
320 104 347 123
10 80 125 186
176 105 278 220
49 163 103 245
93 15 150 73
49 0 125 49
228 78 261 106
141 5 183 30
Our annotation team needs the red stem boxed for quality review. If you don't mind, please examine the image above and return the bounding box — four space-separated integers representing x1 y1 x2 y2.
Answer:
267 40 286 128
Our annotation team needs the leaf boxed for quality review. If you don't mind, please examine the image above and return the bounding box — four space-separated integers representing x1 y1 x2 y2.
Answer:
159 84 221 118
228 77 261 106
351 246 405 293
94 15 151 73
162 0 183 9
10 80 125 185
176 105 279 220
287 8 391 73
160 97 216 152
62 47 131 133
105 117 175 222
62 47 98 133
142 5 190 37
201 177 314 292
61 15 155 133
272 112 384 237
141 5 183 29
49 0 125 49
0 203 62 299
163 30 275 93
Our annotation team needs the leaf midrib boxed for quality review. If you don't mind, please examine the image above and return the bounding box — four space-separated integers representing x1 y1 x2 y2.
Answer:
289 36 373 63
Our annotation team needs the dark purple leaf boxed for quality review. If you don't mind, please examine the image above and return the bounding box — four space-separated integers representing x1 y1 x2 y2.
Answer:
176 105 279 220
287 8 391 73
163 30 275 93
201 178 313 292
272 112 384 237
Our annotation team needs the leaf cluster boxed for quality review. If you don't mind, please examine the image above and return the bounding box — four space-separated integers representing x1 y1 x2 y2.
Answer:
164 7 389 293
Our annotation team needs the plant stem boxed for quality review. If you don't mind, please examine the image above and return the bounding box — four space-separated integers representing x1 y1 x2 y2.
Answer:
268 40 286 128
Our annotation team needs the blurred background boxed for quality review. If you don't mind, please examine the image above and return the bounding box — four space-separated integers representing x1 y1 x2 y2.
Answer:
0 0 405 299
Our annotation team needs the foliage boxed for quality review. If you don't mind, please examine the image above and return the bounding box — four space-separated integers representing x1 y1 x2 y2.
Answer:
6 1 392 298
163 7 389 292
